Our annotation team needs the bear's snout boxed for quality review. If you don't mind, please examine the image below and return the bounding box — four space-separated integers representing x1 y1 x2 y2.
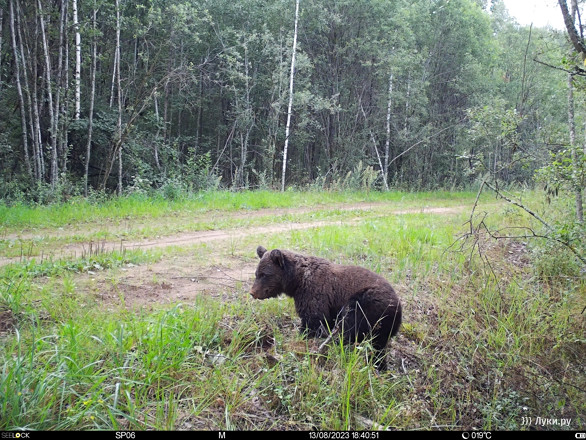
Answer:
250 279 275 299
249 281 262 299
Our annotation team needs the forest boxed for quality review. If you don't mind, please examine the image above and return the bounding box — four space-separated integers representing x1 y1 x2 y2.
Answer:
0 0 584 204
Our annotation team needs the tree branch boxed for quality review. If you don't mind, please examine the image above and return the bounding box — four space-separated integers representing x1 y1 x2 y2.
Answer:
559 0 586 60
483 180 553 232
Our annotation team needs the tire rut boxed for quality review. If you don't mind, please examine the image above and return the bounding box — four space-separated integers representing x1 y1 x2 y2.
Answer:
0 205 467 267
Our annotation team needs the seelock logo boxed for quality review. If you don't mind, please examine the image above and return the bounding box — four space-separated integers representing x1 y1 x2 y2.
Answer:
2 434 31 439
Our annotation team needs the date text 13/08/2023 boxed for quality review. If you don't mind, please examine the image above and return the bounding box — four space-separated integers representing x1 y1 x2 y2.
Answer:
309 433 380 439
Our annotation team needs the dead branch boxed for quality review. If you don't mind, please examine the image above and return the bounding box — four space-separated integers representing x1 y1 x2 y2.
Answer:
483 181 553 232
455 180 586 266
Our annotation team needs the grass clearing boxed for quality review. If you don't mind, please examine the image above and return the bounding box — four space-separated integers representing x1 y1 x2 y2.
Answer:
0 190 584 430
0 189 480 232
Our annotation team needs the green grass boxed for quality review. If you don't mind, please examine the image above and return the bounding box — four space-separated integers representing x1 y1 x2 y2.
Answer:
0 189 485 260
0 189 481 231
0 189 584 430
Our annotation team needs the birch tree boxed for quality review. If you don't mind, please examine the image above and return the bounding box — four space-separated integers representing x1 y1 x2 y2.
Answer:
73 0 81 120
281 0 300 192
116 0 123 195
9 0 31 178
383 71 393 188
84 4 98 196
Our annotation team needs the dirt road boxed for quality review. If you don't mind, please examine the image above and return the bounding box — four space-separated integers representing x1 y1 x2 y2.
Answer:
1 204 466 267
2 202 471 309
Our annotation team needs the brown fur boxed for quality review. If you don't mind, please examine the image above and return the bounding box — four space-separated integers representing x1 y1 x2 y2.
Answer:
250 246 402 369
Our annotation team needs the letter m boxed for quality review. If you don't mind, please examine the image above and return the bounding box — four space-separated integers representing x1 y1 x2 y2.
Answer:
219 432 226 439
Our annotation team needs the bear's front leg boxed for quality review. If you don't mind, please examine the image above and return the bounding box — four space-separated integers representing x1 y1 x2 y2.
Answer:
300 315 327 338
300 315 335 338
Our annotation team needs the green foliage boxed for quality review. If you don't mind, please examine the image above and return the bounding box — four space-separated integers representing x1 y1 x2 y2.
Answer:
463 99 527 183
0 0 575 198
183 150 221 193
312 161 381 191
535 148 586 194
532 238 583 281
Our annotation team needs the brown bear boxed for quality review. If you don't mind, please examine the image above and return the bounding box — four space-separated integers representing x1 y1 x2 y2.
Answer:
250 245 402 370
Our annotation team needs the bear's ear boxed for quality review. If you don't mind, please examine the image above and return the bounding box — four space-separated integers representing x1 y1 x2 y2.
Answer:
256 246 267 259
270 249 285 268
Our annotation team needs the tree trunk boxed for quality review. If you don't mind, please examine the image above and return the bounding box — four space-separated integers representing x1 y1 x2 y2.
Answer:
37 0 59 189
561 0 585 223
24 10 44 180
559 0 586 61
73 0 81 120
359 102 388 190
84 5 97 197
100 0 124 193
0 8 3 94
196 64 203 152
282 0 300 192
109 42 118 108
153 93 161 170
568 75 584 223
115 0 123 195
384 71 393 189
28 19 45 181
238 43 254 188
55 0 67 176
9 0 31 178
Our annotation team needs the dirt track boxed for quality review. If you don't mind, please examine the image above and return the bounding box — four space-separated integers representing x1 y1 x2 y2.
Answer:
1 204 466 267
2 203 471 309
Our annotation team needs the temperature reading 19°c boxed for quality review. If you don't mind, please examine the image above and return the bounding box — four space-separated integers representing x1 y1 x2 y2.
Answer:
462 432 492 440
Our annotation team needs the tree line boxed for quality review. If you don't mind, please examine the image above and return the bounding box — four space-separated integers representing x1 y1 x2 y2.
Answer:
0 0 582 201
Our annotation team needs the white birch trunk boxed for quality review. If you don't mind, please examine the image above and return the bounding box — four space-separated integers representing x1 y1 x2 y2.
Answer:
110 52 118 108
359 103 388 190
9 0 31 177
73 0 81 120
115 0 123 195
384 72 393 189
281 0 300 192
239 43 254 188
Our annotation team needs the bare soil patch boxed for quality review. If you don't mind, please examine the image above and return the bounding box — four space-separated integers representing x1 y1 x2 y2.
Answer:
87 255 257 310
0 309 16 336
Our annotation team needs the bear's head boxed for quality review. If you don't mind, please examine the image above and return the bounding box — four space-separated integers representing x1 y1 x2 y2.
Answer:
250 245 288 299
